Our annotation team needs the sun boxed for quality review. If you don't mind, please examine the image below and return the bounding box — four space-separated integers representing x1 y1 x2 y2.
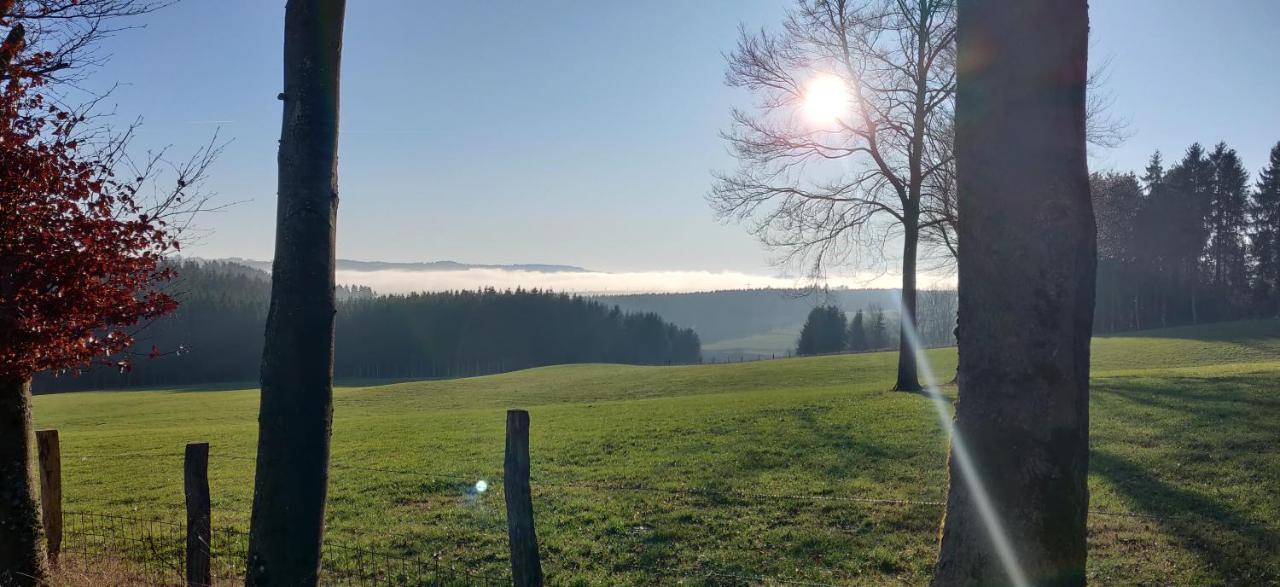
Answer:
802 74 852 125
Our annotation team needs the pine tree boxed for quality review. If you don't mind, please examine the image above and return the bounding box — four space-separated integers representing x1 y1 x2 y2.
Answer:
846 310 869 351
1091 172 1145 330
1141 150 1164 192
1207 142 1251 309
1250 142 1280 314
1156 143 1214 323
795 306 847 355
868 307 888 350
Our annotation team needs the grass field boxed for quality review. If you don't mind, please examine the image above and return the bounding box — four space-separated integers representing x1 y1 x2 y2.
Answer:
702 326 801 359
32 319 1280 585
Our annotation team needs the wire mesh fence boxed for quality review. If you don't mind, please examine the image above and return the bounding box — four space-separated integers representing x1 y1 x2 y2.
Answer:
59 510 509 586
62 511 186 584
49 425 1275 587
55 450 1276 586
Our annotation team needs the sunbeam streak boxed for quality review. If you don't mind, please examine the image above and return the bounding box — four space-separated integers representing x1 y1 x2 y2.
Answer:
896 301 1031 587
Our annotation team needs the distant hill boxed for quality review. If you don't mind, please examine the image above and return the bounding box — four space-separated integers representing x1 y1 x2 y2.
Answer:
225 258 587 274
597 289 904 359
206 258 944 359
34 260 697 392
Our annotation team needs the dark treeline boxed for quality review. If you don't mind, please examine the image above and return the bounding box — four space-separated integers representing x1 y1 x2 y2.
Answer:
34 261 700 392
334 289 701 379
796 289 958 356
1093 141 1280 331
600 288 899 344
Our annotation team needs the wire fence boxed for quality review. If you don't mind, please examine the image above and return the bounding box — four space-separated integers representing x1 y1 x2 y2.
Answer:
59 510 509 586
237 452 1271 531
53 441 1274 586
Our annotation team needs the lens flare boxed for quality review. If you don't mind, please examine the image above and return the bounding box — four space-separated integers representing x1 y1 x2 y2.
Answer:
896 301 1030 587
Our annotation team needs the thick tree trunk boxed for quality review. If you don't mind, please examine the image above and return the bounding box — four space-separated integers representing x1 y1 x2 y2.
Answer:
245 0 346 584
933 1 1094 586
895 216 923 391
0 376 48 586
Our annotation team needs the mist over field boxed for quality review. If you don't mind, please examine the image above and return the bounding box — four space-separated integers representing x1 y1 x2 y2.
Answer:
333 267 954 295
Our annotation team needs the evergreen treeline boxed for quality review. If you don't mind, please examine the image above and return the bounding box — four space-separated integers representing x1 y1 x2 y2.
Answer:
1094 141 1280 330
600 288 899 343
334 289 701 379
795 305 902 355
34 261 700 392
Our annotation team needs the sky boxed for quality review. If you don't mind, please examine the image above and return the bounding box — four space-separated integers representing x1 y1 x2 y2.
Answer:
82 0 1280 285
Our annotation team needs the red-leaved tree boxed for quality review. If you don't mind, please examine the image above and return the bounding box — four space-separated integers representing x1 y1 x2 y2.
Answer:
0 24 209 582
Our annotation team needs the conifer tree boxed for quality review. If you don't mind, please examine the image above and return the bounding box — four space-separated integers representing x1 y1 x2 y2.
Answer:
1207 142 1251 306
796 306 847 355
846 310 869 352
1141 150 1164 192
868 307 888 350
1250 142 1280 314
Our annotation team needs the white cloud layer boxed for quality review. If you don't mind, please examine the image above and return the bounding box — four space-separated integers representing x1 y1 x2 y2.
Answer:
336 268 956 295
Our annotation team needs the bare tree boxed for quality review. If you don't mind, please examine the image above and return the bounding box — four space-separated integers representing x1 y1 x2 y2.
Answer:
915 288 957 347
933 0 1095 584
712 0 957 391
245 0 346 583
1 0 171 82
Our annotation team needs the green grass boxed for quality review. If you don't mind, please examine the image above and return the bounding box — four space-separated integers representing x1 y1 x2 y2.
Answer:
33 319 1280 585
703 325 801 357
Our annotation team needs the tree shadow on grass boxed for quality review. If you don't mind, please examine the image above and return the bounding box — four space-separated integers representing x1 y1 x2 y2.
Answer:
1100 318 1279 342
1091 450 1280 584
1094 374 1280 416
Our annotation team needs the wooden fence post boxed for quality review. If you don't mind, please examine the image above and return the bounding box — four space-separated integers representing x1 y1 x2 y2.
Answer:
184 442 211 587
36 430 61 566
504 410 543 587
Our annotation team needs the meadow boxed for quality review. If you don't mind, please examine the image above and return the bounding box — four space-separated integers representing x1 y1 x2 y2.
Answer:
33 319 1280 585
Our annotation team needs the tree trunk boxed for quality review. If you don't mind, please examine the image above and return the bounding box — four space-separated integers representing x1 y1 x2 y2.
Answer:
934 0 1094 585
0 376 48 586
245 0 346 584
895 215 923 391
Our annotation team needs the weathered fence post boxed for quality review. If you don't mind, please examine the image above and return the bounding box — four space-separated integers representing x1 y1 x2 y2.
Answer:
184 442 211 587
503 410 543 587
36 429 61 565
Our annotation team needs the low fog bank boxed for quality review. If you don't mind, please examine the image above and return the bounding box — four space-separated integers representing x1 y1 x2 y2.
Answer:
333 267 955 295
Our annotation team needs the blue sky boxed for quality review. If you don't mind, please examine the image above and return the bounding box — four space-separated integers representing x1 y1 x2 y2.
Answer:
86 0 1280 275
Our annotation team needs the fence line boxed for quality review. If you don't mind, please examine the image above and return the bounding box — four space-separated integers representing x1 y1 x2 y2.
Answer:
76 445 1274 534
62 509 511 587
44 412 1275 587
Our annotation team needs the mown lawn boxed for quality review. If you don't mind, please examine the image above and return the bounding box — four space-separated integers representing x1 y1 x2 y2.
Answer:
32 319 1280 585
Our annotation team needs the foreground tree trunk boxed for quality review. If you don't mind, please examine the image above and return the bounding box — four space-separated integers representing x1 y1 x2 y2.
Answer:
0 376 48 585
933 0 1095 585
245 0 346 583
0 18 46 587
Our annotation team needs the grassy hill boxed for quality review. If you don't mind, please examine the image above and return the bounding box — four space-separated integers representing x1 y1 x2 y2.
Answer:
32 319 1280 585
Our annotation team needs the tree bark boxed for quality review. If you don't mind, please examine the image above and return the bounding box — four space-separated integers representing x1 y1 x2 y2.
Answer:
0 376 49 586
934 0 1094 585
895 214 923 391
245 0 346 584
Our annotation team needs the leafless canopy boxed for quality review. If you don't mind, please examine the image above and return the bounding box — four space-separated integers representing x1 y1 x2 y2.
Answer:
1 0 171 82
711 0 1129 277
4 0 223 239
710 0 956 278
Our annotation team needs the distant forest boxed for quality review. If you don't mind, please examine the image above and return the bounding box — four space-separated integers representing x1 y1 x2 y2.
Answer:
599 288 900 344
1093 142 1280 330
34 261 700 392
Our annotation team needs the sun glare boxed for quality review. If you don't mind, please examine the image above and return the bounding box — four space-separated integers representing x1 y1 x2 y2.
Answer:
803 74 851 125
